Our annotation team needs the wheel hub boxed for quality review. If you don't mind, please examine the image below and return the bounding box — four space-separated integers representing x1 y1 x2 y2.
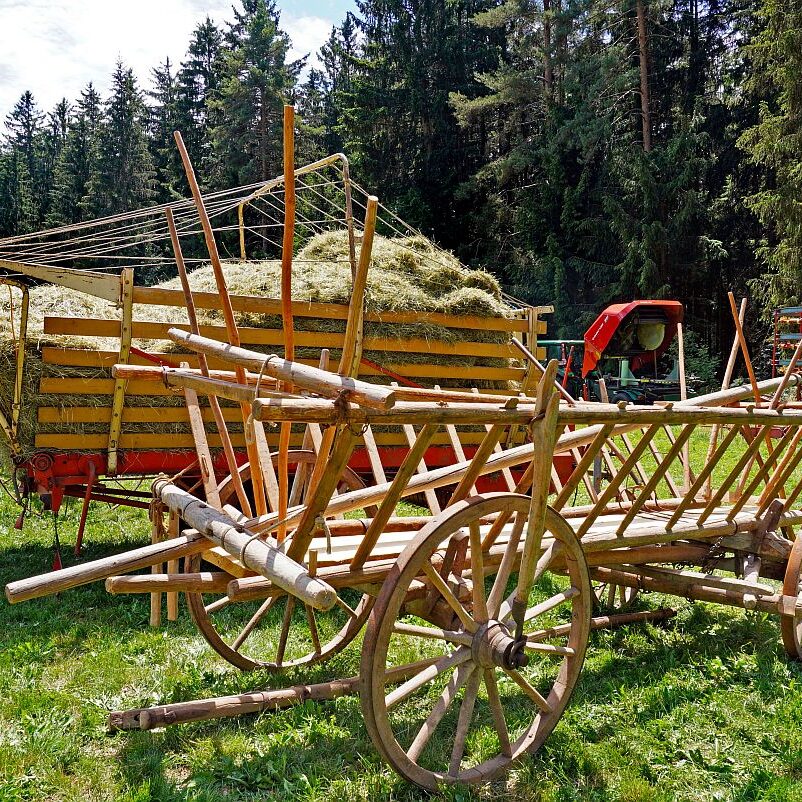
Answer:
472 620 529 670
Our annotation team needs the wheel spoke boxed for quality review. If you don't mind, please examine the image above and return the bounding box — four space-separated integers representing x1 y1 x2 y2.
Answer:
449 668 482 776
500 584 579 625
335 596 358 619
406 663 473 762
386 647 471 709
483 669 512 758
392 621 473 647
524 642 575 656
275 596 296 665
422 563 477 633
487 511 525 618
505 669 553 713
305 604 321 655
469 522 488 623
205 595 232 614
232 596 277 652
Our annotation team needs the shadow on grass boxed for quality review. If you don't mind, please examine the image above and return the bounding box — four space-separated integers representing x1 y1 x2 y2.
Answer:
98 600 802 800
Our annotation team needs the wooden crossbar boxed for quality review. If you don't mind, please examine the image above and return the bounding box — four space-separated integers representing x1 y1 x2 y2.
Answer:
666 424 743 530
696 425 772 526
726 424 799 521
350 424 438 570
758 427 802 514
616 424 696 535
554 425 615 510
575 425 661 539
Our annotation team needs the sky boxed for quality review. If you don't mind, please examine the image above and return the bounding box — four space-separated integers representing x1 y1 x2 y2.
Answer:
0 0 355 119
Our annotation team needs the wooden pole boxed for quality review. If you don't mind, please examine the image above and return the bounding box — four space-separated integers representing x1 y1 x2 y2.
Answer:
512 337 576 404
166 329 397 410
165 207 251 517
6 532 212 604
278 105 297 541
280 105 296 366
728 291 761 403
107 658 438 732
173 130 269 517
154 479 336 610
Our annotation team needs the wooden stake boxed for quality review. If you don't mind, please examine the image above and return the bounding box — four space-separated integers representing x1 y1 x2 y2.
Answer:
166 207 251 517
728 291 761 403
173 130 268 517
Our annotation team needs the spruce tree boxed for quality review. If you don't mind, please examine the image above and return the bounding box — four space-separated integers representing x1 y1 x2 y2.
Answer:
174 17 224 190
738 0 802 308
49 84 102 225
210 0 299 186
87 62 156 216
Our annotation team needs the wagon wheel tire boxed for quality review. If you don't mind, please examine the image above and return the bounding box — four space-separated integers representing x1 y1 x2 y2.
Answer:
186 448 372 671
360 493 591 790
781 534 802 661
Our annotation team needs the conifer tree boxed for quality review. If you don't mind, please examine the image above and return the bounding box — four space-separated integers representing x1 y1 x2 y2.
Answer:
148 58 180 200
738 0 802 307
210 0 299 186
174 17 224 190
49 84 102 224
87 62 155 216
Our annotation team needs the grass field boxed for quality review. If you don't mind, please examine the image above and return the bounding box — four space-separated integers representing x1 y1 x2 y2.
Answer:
2 460 802 801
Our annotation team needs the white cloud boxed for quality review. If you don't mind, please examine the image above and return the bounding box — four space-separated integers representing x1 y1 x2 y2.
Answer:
0 0 333 118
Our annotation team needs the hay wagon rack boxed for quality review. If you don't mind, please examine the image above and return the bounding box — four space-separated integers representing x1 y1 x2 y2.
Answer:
0 138 548 555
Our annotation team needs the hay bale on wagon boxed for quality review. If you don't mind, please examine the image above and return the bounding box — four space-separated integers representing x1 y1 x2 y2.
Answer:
0 231 520 460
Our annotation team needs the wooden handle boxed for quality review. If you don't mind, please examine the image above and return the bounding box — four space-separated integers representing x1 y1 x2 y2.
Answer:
166 327 397 410
154 480 337 611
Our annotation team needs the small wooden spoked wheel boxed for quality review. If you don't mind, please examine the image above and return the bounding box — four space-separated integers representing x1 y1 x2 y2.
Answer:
781 533 802 661
360 494 591 789
592 580 638 611
186 449 372 671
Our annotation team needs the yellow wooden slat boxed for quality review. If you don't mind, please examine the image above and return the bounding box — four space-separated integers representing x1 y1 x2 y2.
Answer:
43 318 520 359
34 429 487 451
39 378 182 396
40 346 527 382
131 286 532 332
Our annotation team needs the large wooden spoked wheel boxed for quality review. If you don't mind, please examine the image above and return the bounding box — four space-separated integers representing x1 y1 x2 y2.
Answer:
781 533 802 661
360 493 591 790
186 449 372 671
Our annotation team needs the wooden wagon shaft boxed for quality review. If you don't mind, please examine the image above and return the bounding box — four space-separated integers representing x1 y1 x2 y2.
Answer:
167 328 397 410
153 479 337 611
5 531 212 603
108 657 439 732
106 572 231 595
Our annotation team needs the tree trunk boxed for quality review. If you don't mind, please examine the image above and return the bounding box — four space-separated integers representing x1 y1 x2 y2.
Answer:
260 88 269 181
636 0 652 152
543 0 554 99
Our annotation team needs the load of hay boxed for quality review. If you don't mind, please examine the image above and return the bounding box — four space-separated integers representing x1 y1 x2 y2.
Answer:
0 231 521 460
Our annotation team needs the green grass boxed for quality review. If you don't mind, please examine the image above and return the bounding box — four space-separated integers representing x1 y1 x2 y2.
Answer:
2 457 802 801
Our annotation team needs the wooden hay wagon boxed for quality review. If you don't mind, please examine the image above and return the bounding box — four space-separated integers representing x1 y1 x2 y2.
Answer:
7 116 802 789
8 333 802 790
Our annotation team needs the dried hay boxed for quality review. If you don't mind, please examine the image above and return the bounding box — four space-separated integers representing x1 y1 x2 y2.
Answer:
0 231 520 461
